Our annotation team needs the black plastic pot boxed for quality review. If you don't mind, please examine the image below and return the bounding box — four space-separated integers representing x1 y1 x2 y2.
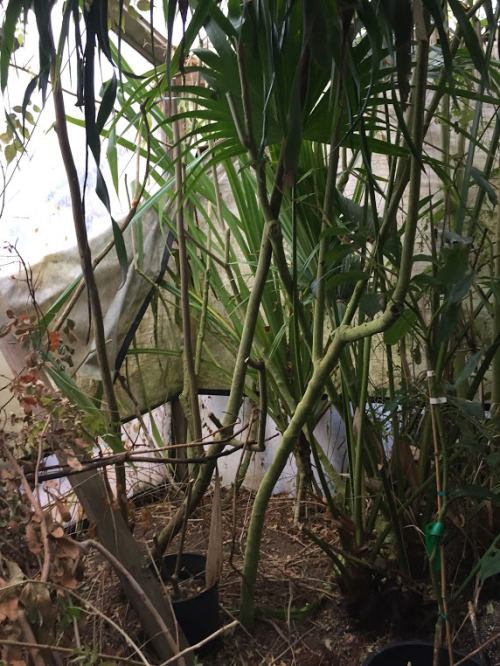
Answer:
363 641 484 665
158 552 221 653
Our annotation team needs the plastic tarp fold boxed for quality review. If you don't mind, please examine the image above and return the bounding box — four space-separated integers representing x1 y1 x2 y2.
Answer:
0 209 234 419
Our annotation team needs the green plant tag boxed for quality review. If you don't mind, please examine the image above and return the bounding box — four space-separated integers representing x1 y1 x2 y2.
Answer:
426 522 443 571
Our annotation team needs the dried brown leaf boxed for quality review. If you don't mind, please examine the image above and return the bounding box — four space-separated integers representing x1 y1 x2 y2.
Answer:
25 522 42 554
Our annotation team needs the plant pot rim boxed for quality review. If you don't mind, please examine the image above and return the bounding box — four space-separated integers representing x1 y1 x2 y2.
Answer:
159 552 219 603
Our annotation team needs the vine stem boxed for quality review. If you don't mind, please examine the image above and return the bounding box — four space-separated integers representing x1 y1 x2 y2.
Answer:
50 50 126 515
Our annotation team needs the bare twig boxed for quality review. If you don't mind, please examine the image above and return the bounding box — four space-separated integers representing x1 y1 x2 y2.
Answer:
24 418 275 484
117 373 178 488
75 538 185 665
0 639 146 666
25 441 248 483
159 620 239 666
452 631 500 666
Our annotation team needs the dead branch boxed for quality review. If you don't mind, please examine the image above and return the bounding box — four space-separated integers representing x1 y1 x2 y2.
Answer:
0 437 51 583
74 538 186 666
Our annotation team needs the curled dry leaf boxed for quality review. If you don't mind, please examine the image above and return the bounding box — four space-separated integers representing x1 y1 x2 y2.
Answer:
21 582 56 645
54 497 72 523
0 560 24 623
25 522 42 554
55 535 81 560
1 468 15 480
0 592 18 623
20 396 36 414
50 525 65 539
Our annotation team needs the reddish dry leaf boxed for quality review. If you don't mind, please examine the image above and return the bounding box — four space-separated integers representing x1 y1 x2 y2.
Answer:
54 497 72 523
46 330 60 351
50 526 65 539
4 658 25 666
55 536 80 560
25 523 42 554
51 562 78 589
0 588 19 623
141 507 153 530
20 397 36 414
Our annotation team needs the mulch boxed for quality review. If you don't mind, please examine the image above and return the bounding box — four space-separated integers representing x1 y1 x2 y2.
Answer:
74 485 500 665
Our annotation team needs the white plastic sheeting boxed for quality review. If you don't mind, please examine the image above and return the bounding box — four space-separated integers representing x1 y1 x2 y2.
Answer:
36 394 348 522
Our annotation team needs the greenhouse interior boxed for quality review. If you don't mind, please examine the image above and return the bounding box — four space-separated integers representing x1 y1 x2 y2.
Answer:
0 1 499 665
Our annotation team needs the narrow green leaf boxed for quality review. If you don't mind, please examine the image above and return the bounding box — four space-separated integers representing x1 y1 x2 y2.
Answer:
326 270 368 289
95 166 111 212
96 74 117 135
93 0 113 63
449 350 483 390
112 218 129 287
448 271 475 305
106 124 119 194
450 485 498 502
33 0 54 103
383 308 417 345
491 277 500 305
448 396 486 420
480 549 500 583
45 363 107 425
470 167 498 205
1 0 25 93
165 0 177 88
422 0 456 96
55 0 76 82
436 302 460 342
448 0 487 81
21 76 38 127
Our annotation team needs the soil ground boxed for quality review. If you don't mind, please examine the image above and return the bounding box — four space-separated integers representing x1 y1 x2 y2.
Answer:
76 485 500 666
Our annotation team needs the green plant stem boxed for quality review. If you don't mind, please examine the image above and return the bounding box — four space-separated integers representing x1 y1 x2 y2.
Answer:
313 70 343 363
195 251 210 377
239 32 430 630
152 39 284 558
450 530 500 605
172 104 202 444
426 364 453 662
353 336 371 545
240 300 416 628
492 176 500 419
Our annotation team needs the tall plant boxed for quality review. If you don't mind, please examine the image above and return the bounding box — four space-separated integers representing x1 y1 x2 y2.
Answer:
1 0 498 654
